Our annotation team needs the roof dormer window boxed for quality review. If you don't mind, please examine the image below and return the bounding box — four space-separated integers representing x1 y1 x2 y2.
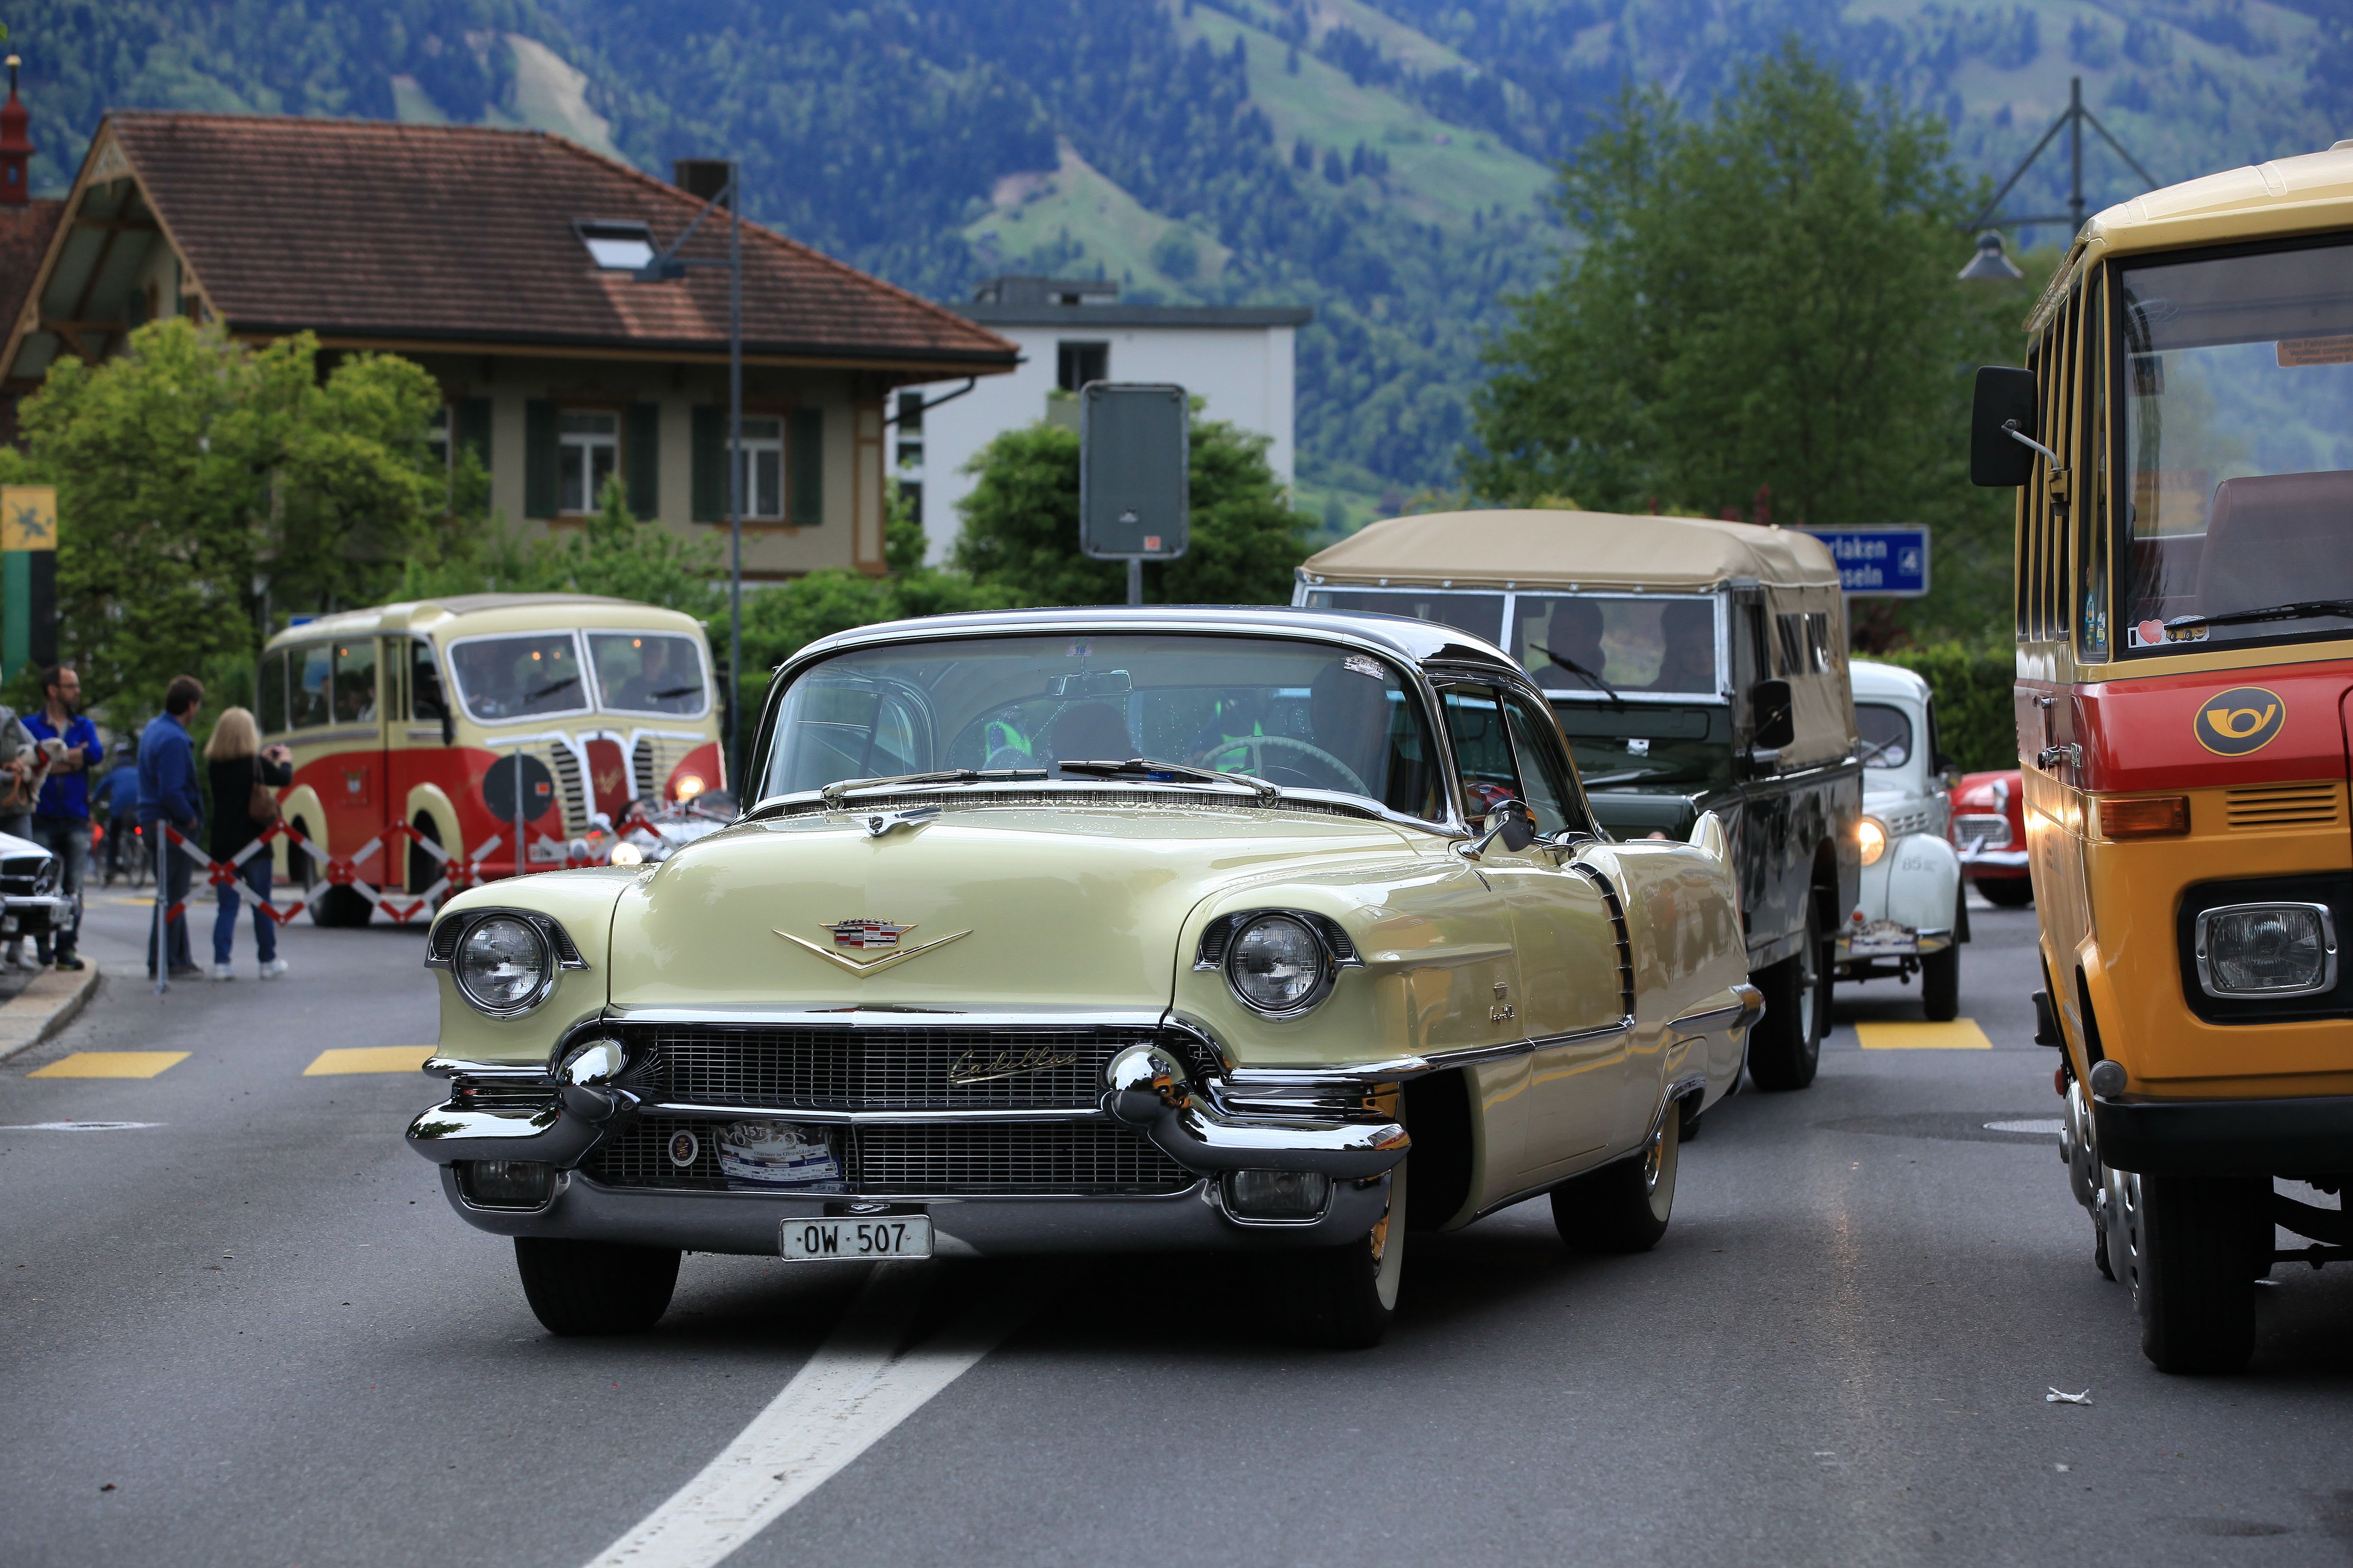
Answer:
574 218 656 272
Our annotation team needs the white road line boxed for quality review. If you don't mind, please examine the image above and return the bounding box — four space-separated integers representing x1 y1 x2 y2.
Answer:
585 1261 1042 1568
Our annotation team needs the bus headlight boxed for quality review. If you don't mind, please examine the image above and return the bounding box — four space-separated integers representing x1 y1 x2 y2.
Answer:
1857 816 1889 867
673 772 707 801
609 840 645 866
2195 903 2338 999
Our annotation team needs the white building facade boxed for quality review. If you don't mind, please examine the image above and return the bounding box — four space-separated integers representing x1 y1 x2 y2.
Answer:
901 278 1310 561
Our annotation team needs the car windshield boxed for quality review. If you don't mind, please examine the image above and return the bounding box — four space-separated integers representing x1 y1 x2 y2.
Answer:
449 633 590 722
2119 238 2353 654
758 633 1446 820
588 632 709 716
1510 594 1720 698
1552 702 1732 790
1856 703 1913 769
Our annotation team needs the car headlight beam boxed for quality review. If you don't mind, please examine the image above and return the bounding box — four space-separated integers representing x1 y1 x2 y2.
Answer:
1857 816 1889 867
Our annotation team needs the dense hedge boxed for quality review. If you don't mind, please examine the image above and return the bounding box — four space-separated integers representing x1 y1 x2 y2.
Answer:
1869 643 2017 772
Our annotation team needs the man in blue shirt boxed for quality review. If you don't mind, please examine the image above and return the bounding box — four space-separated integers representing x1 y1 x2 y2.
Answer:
23 665 104 971
138 675 205 979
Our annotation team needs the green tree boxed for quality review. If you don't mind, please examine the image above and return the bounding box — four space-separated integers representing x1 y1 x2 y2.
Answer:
951 416 1309 606
13 318 448 716
1466 44 2022 642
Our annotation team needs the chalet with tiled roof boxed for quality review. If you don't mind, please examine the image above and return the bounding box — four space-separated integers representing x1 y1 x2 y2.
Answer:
1 112 1018 578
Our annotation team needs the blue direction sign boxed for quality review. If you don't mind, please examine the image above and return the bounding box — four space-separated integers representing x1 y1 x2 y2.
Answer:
1804 526 1930 597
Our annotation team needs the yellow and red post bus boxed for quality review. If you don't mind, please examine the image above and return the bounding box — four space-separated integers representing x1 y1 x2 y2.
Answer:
258 593 722 924
1970 143 2353 1372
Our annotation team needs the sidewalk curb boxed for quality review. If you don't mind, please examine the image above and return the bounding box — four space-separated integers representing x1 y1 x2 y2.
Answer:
0 962 102 1065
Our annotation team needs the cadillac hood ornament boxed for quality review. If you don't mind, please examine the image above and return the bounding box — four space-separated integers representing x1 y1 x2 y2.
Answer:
775 917 970 974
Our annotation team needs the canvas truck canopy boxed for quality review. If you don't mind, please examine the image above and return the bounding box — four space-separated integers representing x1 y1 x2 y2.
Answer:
1298 510 1855 770
1297 511 1844 594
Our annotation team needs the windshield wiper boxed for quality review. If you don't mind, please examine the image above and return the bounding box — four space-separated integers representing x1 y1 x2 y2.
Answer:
525 674 580 702
2162 600 2353 641
1056 756 1281 803
817 767 1046 807
1540 646 1625 707
648 684 703 699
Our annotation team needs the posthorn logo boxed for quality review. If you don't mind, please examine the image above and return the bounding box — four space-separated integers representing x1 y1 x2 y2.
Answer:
2192 686 2285 757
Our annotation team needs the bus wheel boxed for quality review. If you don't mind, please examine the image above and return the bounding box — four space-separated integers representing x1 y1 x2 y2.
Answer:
2131 1175 2264 1374
311 888 373 928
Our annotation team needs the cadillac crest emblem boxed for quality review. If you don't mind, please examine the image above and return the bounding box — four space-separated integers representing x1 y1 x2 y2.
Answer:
775 916 969 974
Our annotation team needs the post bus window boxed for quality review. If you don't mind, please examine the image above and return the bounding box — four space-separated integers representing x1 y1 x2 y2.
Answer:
293 644 332 728
332 640 377 724
258 649 288 735
1512 593 1718 696
2054 283 2082 638
587 632 710 717
2017 342 2038 640
2077 267 2111 659
449 633 590 722
2118 236 2353 653
409 639 449 722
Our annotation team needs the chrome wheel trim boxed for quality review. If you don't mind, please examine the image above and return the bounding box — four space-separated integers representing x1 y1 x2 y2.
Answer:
1370 1161 1406 1313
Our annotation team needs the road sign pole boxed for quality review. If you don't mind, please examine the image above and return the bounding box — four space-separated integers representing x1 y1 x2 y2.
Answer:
1126 558 1141 607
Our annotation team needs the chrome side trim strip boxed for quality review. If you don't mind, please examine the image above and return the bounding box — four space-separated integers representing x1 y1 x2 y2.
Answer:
1221 1016 1636 1088
1666 983 1766 1035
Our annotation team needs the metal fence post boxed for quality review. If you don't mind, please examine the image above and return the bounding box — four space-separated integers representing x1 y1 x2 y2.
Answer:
152 823 167 995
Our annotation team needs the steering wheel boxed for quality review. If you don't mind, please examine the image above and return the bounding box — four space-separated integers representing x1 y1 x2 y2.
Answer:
1191 734 1369 796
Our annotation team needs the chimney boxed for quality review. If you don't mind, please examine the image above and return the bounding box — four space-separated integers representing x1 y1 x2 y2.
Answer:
0 56 31 208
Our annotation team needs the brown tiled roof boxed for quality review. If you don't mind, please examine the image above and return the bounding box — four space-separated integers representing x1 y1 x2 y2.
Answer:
0 199 63 346
105 114 1015 371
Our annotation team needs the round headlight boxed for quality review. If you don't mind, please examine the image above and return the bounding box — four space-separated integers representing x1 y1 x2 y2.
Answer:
609 840 644 866
455 915 553 1014
1857 816 1889 867
672 772 707 801
1226 915 1328 1016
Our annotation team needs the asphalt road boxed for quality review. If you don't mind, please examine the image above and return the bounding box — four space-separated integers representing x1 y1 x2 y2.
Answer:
4 889 2350 1568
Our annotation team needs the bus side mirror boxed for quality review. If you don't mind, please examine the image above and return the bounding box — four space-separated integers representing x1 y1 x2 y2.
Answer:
1970 366 2038 487
440 711 455 747
1749 678 1795 751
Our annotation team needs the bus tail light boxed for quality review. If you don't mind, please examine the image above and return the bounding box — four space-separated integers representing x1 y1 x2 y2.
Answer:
2097 795 2189 840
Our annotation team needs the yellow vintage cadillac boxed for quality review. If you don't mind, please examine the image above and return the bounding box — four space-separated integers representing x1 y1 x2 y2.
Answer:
407 607 1761 1345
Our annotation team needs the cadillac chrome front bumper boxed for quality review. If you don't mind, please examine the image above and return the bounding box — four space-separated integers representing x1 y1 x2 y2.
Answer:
406 1037 1411 1254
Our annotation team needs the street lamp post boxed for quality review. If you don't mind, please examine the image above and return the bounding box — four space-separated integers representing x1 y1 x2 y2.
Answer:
1961 76 2157 281
623 164 745 784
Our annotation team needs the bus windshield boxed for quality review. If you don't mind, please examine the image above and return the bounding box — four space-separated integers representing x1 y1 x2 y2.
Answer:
758 633 1445 820
450 633 591 722
2120 237 2353 654
588 632 710 717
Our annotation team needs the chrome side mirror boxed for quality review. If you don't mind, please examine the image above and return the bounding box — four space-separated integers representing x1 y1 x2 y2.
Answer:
1457 799 1536 860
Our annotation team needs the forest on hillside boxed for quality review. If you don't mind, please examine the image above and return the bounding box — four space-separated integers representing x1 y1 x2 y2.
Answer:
12 0 2351 515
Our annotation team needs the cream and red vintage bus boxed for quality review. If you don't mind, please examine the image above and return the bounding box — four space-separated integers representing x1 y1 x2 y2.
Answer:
258 594 722 924
1970 142 2353 1372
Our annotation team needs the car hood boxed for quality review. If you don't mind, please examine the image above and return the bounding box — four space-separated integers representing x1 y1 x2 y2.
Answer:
605 802 1423 1012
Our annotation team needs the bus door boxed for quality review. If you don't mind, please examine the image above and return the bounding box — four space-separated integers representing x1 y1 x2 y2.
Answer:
386 636 455 891
320 636 390 867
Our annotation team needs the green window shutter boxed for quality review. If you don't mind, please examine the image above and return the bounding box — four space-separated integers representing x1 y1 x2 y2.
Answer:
523 399 560 519
626 403 660 518
455 397 492 466
691 404 724 523
789 407 824 526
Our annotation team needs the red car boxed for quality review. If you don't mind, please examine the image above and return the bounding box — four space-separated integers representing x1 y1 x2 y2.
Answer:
1948 769 2030 906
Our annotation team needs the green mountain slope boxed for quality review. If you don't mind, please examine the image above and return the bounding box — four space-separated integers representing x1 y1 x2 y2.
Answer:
9 0 2348 520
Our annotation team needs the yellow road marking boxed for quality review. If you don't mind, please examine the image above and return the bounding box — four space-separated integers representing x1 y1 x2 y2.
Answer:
1856 1019 1993 1050
303 1045 436 1076
30 1051 190 1078
110 897 155 906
